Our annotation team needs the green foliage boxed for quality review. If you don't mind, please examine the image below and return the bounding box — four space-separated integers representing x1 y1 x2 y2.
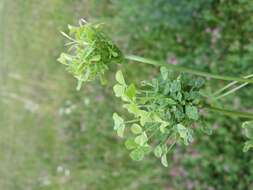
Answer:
176 124 193 146
10 1 253 190
58 20 123 90
131 124 142 134
110 0 253 76
113 67 205 166
185 105 199 121
242 121 253 152
105 1 253 189
130 148 145 161
161 154 168 167
53 0 253 189
113 113 125 137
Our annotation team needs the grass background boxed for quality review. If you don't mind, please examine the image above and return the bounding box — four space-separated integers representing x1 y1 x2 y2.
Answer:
0 1 166 189
1 0 253 190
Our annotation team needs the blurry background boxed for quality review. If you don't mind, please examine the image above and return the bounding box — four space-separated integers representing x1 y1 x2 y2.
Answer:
0 0 253 189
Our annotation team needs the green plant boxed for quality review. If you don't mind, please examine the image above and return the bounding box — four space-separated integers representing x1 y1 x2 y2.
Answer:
58 19 123 90
242 121 253 152
89 1 253 189
58 21 253 166
112 69 205 166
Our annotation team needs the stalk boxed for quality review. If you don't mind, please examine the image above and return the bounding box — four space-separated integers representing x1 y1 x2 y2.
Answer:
125 55 253 84
125 119 140 124
214 82 249 100
213 73 253 96
206 106 253 119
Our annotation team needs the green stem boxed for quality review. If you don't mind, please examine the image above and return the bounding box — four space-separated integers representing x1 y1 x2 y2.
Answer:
213 73 253 96
214 82 249 100
206 106 253 119
139 90 153 93
125 119 139 124
125 55 253 84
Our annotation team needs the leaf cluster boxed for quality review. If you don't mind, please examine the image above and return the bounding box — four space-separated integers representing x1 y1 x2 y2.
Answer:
113 67 205 166
57 20 123 90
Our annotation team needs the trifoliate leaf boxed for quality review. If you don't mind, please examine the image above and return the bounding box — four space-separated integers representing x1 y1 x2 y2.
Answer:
185 105 199 120
142 144 151 154
173 106 185 120
115 70 126 85
176 124 193 145
131 124 142 134
123 103 139 115
113 113 124 130
154 145 163 158
242 121 253 139
135 132 148 146
161 154 168 167
113 84 125 97
125 84 136 101
139 111 151 126
130 148 144 161
125 138 138 150
117 124 125 138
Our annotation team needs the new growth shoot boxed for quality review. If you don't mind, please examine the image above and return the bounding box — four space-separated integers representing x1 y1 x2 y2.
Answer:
58 19 123 90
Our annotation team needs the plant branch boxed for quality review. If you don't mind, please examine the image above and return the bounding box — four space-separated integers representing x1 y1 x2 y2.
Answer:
125 55 253 84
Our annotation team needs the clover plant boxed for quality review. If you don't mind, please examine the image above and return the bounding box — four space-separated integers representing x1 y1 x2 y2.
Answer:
58 20 253 166
113 68 205 166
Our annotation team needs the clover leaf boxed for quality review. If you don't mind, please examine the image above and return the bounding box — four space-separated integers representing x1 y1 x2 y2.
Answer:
113 113 125 137
130 148 145 161
115 70 126 85
185 105 199 120
131 124 142 134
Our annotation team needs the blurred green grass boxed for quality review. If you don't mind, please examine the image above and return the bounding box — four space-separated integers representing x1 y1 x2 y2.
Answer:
0 1 166 189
